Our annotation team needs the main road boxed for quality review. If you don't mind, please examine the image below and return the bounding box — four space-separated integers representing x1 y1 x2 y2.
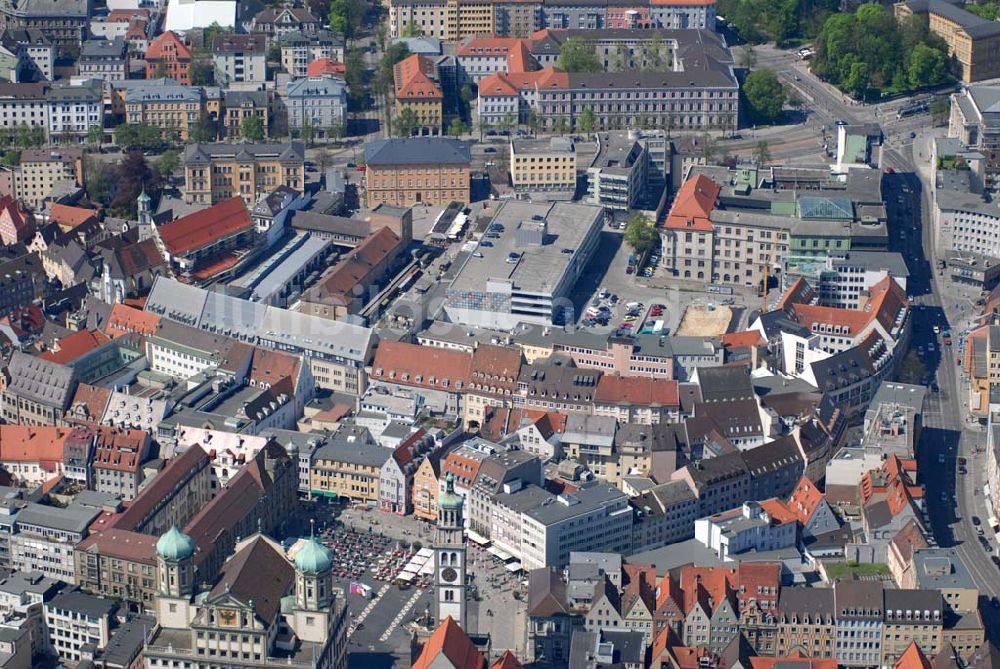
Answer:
743 42 1000 634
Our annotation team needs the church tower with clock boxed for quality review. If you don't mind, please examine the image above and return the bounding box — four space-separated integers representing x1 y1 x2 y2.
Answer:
434 473 466 628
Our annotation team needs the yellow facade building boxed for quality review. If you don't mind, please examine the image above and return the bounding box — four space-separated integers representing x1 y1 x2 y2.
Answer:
510 137 577 194
895 0 1000 83
308 427 384 504
393 54 444 136
180 141 305 205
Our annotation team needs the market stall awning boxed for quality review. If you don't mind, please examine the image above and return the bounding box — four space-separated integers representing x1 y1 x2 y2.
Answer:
505 561 523 573
467 529 491 546
487 545 513 561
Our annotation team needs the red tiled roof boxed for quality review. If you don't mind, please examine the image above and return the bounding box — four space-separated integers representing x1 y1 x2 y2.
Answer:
893 642 932 669
490 650 524 669
92 426 148 474
751 652 838 669
146 31 191 61
662 174 719 231
0 194 34 244
39 329 110 364
372 341 472 392
49 203 97 230
775 277 816 311
781 276 908 339
158 196 253 255
470 344 522 395
0 425 85 463
105 303 161 339
394 54 443 100
594 375 679 407
303 227 402 304
108 8 150 19
113 445 209 530
720 329 765 349
307 58 345 76
758 498 798 525
67 383 112 425
456 36 522 57
477 72 520 97
413 617 486 669
506 40 535 73
786 476 824 524
250 347 301 388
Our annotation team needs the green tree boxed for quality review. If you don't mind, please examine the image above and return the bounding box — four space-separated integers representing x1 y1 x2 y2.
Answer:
554 116 569 135
739 45 757 69
114 123 163 150
624 213 657 256
447 118 469 137
190 114 218 143
476 116 491 140
460 84 475 105
202 22 225 50
190 59 214 86
845 60 870 98
87 124 103 145
699 132 716 165
0 150 18 166
29 126 45 147
240 115 265 141
83 156 115 206
966 1 1000 19
743 68 785 124
157 148 180 176
526 109 540 137
327 122 345 142
930 98 950 126
753 140 771 166
394 107 419 137
267 43 281 64
401 22 423 37
14 124 32 149
640 32 669 71
344 47 368 110
498 112 517 135
300 117 316 145
557 37 602 73
908 43 947 88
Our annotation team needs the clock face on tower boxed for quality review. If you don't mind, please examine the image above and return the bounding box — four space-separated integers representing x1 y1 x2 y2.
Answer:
441 567 458 583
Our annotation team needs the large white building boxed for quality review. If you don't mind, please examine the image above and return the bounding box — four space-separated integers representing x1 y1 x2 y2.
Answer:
693 500 798 562
47 80 103 142
490 481 631 570
443 201 604 329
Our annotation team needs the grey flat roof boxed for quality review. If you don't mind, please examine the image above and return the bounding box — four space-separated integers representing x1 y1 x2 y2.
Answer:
448 201 603 296
46 589 117 619
0 571 61 597
145 277 373 362
913 548 977 590
249 234 330 302
99 615 154 665
523 483 626 525
869 381 926 413
16 502 100 534
832 251 910 277
512 137 575 155
935 188 998 217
